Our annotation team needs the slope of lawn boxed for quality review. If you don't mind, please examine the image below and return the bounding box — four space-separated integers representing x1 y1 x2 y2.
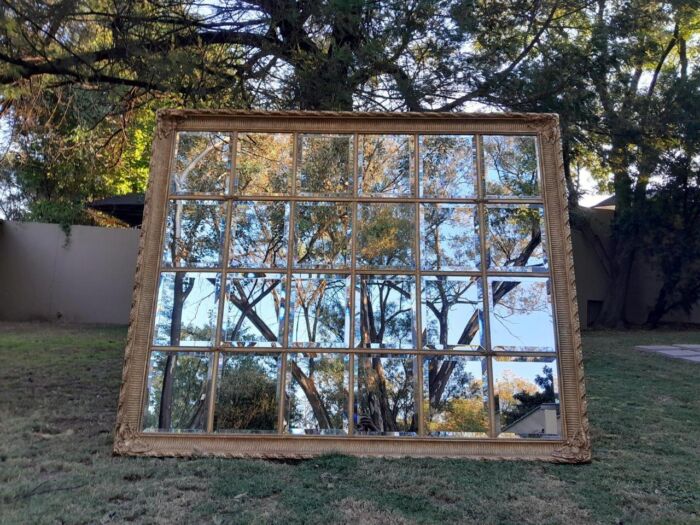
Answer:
0 322 699 524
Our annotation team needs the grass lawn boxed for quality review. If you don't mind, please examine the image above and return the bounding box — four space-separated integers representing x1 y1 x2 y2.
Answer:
0 323 699 524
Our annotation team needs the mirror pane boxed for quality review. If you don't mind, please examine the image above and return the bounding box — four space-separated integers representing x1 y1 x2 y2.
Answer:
289 275 350 348
419 135 477 198
483 135 540 198
229 201 289 268
488 277 555 352
285 353 349 435
355 354 417 435
143 351 211 432
357 202 415 269
153 272 219 346
294 202 352 268
358 134 414 197
236 133 293 195
171 132 230 194
421 276 484 350
355 275 416 349
486 204 547 271
214 353 280 433
222 273 286 347
423 355 489 437
162 200 226 268
297 134 354 196
420 203 480 271
493 357 560 439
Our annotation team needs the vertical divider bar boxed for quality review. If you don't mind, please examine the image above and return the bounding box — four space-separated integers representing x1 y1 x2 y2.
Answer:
414 134 425 436
278 132 298 434
208 132 237 433
476 135 497 438
348 132 359 435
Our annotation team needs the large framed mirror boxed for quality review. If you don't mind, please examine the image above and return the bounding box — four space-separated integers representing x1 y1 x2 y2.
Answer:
114 111 590 462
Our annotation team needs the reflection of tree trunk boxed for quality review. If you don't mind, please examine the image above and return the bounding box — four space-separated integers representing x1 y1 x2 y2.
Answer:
428 358 457 406
185 382 209 429
289 360 332 429
159 272 194 429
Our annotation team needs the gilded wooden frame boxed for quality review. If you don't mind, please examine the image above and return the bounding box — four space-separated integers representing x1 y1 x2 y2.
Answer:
113 110 590 462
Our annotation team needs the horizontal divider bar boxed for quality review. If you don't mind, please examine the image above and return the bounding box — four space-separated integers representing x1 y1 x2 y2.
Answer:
148 346 558 357
165 194 545 205
158 267 551 278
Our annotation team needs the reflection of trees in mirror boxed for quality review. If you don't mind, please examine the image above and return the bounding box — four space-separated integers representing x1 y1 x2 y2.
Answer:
356 276 415 349
422 277 482 349
215 354 279 433
290 277 348 347
355 355 416 434
172 132 230 194
483 136 539 197
487 205 546 271
163 200 225 268
496 364 557 429
287 354 348 434
420 135 476 198
358 135 413 196
145 352 210 432
357 203 415 268
421 204 479 271
297 135 353 195
222 275 284 346
230 202 288 268
236 133 292 195
295 203 352 268
424 357 488 435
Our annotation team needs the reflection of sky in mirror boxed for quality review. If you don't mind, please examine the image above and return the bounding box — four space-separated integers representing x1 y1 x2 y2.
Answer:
222 273 286 347
486 204 547 272
488 277 555 351
289 275 350 347
153 273 219 346
358 134 414 196
420 204 480 271
422 276 484 350
419 135 477 198
355 276 417 349
492 357 559 395
286 353 348 435
229 201 289 268
483 135 540 198
162 199 225 268
172 132 230 194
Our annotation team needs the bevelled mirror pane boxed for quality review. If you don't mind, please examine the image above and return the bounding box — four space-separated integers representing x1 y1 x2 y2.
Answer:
153 272 220 346
285 353 349 435
143 351 211 432
493 357 561 439
358 134 414 197
423 355 489 437
171 132 230 194
297 134 354 196
289 275 350 348
355 354 417 436
419 135 477 198
356 202 415 269
229 201 289 268
222 273 286 347
486 204 547 272
483 135 540 198
294 202 352 268
162 200 226 268
488 277 555 352
214 353 280 433
420 203 480 271
355 275 416 349
236 133 293 195
421 276 484 350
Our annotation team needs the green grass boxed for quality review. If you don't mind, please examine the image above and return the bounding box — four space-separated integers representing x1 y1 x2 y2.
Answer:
1 323 699 524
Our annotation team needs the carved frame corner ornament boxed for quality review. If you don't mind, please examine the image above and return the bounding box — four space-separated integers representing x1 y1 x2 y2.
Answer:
113 110 591 463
